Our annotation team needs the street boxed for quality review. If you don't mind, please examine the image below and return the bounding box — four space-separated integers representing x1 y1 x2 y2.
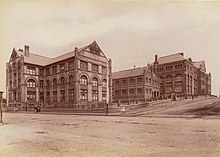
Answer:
1 113 220 157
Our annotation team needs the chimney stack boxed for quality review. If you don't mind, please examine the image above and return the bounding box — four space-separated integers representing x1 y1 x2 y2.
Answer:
179 52 184 56
24 45 29 57
154 54 158 64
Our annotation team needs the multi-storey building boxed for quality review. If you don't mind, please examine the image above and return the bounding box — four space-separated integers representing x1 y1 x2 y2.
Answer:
112 66 160 104
152 53 211 98
6 41 112 110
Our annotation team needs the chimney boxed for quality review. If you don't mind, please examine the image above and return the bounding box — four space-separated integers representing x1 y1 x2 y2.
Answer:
74 47 78 57
134 65 136 69
154 54 158 64
24 45 29 57
179 52 184 56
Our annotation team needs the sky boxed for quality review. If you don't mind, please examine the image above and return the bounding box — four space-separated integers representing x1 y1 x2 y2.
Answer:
1 0 220 98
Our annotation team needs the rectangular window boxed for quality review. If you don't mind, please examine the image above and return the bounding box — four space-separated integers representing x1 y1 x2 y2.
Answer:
46 92 50 102
137 77 143 83
60 90 65 102
53 91 57 102
102 66 107 74
27 91 36 101
92 64 98 72
122 89 127 95
122 79 127 85
129 89 135 95
137 88 143 94
46 68 50 75
129 78 135 84
69 89 74 101
68 61 74 70
92 90 98 100
52 66 57 74
40 92 44 103
80 61 88 70
60 63 65 72
27 66 36 75
102 91 107 101
40 80 44 88
39 69 44 76
80 89 88 100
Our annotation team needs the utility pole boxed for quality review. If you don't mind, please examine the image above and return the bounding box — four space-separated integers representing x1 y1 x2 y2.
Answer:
0 91 4 124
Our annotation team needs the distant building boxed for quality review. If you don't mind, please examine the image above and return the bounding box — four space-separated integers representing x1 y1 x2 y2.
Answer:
152 53 211 98
6 41 112 110
112 66 160 104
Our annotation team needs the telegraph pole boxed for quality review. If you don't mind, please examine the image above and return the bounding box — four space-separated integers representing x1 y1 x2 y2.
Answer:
0 91 3 124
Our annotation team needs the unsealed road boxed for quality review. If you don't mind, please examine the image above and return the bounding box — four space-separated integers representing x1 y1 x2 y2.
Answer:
1 113 220 157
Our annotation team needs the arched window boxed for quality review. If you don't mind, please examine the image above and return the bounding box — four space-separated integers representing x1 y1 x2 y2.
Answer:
27 79 36 88
60 77 65 85
92 77 98 86
69 75 74 85
102 79 107 87
80 75 87 85
53 78 57 86
46 80 50 87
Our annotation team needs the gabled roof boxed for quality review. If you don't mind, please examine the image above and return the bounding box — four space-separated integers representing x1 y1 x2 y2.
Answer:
16 50 52 66
112 67 149 79
193 61 206 72
157 53 186 64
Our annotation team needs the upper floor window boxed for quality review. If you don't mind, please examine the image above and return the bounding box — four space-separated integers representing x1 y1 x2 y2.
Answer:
53 78 57 86
40 80 44 88
39 69 44 76
92 77 98 86
137 77 143 83
46 68 50 75
27 66 36 75
60 63 65 72
69 75 74 84
92 64 98 72
102 66 107 74
80 61 88 70
68 61 74 70
27 79 36 88
129 78 135 84
52 66 57 74
80 75 87 85
60 77 65 85
102 79 107 87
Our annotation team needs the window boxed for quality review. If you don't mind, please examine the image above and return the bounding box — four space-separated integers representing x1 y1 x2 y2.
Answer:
69 89 74 101
18 78 20 86
53 78 57 86
80 75 87 85
68 61 74 70
53 91 57 102
92 64 98 72
40 80 44 88
52 66 57 74
92 77 98 86
80 61 88 70
27 66 36 75
27 91 36 101
46 80 50 87
39 69 44 76
137 88 143 94
40 92 44 102
69 75 74 84
115 90 120 95
46 68 50 75
129 78 135 84
137 77 143 83
46 92 50 102
122 89 127 95
122 79 127 85
60 63 65 72
92 90 98 100
129 89 135 95
102 91 107 101
102 79 107 87
27 79 36 88
60 90 65 102
80 89 87 100
102 66 107 74
60 77 65 85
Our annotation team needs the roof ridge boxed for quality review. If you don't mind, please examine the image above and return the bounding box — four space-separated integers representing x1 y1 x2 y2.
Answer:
159 53 183 58
113 66 147 73
30 53 52 59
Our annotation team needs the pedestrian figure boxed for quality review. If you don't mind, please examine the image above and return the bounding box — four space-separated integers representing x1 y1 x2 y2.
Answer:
122 106 125 115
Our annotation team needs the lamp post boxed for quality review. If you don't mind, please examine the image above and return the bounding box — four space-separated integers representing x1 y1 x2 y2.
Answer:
0 91 4 124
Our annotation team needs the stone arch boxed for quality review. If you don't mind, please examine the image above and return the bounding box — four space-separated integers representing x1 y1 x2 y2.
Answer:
52 77 57 86
101 78 107 87
80 74 89 85
91 77 99 87
91 75 101 84
69 75 74 84
25 77 38 86
79 72 90 82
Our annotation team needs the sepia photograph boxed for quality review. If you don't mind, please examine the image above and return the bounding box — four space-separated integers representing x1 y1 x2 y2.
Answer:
0 0 220 157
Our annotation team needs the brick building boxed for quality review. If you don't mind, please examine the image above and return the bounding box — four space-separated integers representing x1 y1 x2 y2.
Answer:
152 53 211 98
112 66 160 104
6 41 112 110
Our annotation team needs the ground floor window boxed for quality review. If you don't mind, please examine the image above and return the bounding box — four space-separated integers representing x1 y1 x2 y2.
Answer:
27 91 36 101
92 90 98 101
69 89 74 102
53 91 57 102
46 92 50 102
80 89 87 100
102 91 107 101
40 92 44 102
60 90 65 102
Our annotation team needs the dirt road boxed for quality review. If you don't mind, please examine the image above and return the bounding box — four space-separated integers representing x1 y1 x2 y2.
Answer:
1 113 220 157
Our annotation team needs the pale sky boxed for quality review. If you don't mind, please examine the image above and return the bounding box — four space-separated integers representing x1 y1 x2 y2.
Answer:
1 0 220 98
